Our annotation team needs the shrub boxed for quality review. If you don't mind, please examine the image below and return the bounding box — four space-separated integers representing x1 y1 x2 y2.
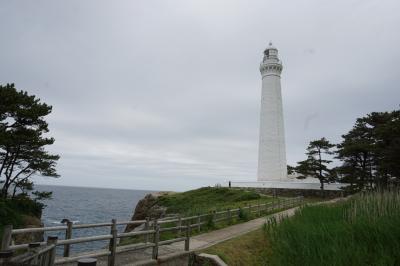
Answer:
238 208 249 221
206 213 215 229
0 196 44 238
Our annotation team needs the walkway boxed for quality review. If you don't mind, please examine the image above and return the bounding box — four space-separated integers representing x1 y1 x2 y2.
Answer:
63 197 347 265
62 206 300 266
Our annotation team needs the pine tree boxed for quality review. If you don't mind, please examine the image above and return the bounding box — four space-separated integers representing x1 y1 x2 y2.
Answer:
296 138 335 190
0 84 59 199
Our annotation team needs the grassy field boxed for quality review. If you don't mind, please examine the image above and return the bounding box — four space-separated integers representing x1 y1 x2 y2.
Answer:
203 228 269 266
203 190 400 266
265 190 400 265
156 187 275 215
120 187 299 245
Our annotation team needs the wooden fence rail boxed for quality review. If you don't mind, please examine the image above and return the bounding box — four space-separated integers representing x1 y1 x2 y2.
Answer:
1 196 303 266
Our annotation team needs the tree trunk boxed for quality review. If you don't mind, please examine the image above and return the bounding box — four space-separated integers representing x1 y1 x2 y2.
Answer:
319 178 324 191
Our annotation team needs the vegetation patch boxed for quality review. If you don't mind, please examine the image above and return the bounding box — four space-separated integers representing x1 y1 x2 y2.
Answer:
120 187 301 246
265 190 400 265
203 228 269 266
156 187 269 215
0 196 43 238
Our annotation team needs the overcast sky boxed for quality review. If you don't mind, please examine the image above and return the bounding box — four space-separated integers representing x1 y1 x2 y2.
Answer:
1 0 399 191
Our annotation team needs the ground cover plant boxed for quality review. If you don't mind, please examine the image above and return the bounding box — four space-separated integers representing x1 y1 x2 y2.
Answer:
156 187 273 215
265 190 400 266
119 187 304 246
203 228 269 266
0 195 43 238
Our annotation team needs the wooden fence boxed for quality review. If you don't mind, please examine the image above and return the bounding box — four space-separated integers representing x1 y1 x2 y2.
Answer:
0 237 57 266
0 196 303 266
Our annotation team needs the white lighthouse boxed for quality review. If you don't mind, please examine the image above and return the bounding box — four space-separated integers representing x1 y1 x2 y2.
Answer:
257 43 287 181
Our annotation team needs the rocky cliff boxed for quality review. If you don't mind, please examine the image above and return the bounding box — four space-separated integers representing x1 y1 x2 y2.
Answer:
125 192 169 232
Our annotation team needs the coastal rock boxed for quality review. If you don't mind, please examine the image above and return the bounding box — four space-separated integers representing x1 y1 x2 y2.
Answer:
125 192 168 232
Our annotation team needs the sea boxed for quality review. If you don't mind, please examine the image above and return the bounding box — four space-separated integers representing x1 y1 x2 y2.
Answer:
36 185 153 254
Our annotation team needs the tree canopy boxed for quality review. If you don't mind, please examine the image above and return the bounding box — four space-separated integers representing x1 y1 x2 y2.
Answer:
295 137 335 190
295 109 400 192
336 110 400 191
0 83 59 199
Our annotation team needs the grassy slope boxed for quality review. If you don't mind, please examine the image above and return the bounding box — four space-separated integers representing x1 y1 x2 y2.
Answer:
203 228 269 266
203 191 400 266
157 187 273 215
265 192 400 266
121 187 278 245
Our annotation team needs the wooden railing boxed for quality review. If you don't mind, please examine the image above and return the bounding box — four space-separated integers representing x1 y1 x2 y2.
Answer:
0 196 303 266
0 237 57 266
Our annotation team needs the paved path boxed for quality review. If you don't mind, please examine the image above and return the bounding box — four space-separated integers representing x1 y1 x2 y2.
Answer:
170 206 300 252
65 206 301 266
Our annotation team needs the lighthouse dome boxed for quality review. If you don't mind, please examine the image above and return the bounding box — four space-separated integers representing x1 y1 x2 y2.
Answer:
264 42 277 52
262 42 280 66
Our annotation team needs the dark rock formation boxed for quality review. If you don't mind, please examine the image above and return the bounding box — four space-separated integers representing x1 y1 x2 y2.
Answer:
125 193 167 232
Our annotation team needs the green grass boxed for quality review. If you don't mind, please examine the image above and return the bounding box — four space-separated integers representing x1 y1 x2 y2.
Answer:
120 187 302 246
155 187 279 242
156 187 273 215
120 205 262 246
265 190 400 266
203 228 269 266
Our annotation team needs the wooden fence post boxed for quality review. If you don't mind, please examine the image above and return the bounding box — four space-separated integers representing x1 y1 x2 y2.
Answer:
28 242 40 265
144 217 150 243
197 214 201 232
47 236 58 266
63 220 73 257
184 222 191 251
152 220 159 260
227 209 231 223
108 219 117 266
0 250 13 266
0 225 12 251
177 215 182 237
258 201 261 216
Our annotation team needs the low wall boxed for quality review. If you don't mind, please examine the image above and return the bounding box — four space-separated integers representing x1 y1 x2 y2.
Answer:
192 253 227 266
240 187 347 198
229 181 348 191
131 251 191 266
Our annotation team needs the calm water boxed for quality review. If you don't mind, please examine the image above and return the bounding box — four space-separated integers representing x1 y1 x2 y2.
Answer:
37 185 152 254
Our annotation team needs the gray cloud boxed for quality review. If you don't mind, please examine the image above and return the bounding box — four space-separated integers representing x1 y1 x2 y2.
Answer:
2 0 400 191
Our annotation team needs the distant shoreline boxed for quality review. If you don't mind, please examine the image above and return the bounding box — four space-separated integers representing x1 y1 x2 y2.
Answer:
35 183 158 193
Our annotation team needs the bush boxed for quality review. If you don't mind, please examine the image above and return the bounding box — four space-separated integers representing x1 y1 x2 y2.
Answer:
0 196 44 237
206 214 215 229
238 208 249 221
